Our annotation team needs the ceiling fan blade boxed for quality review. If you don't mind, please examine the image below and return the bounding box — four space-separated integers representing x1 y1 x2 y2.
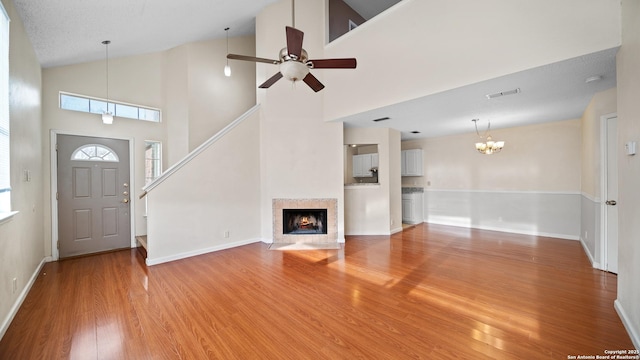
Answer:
259 72 284 88
227 53 279 65
286 26 304 59
303 73 325 92
308 58 357 69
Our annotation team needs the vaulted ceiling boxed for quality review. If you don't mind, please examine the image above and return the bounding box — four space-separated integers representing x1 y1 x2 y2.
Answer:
12 0 617 139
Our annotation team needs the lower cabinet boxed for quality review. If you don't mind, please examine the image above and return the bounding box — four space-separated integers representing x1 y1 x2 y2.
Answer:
402 192 424 224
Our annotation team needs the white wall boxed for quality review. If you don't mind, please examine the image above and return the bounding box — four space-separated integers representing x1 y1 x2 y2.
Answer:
257 0 345 242
403 119 582 239
323 0 621 122
0 0 43 338
579 89 617 267
615 0 640 349
146 109 262 264
344 127 401 235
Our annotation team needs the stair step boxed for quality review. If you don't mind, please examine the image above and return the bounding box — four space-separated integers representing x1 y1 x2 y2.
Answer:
135 235 148 259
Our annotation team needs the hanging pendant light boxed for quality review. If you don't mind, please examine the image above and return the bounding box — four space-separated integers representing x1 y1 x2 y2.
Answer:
472 119 505 154
101 40 113 124
224 27 231 77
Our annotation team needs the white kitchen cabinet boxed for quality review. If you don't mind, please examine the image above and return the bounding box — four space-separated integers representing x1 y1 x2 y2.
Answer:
401 149 423 176
402 191 424 224
353 153 377 177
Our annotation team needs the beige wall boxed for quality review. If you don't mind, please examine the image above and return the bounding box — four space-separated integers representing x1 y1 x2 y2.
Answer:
0 0 43 337
42 52 166 251
616 0 640 348
186 36 256 150
42 36 256 255
403 119 582 192
581 88 617 198
323 0 620 122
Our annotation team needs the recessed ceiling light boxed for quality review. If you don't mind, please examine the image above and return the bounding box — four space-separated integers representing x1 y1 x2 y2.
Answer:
372 117 390 122
585 75 603 83
350 144 357 148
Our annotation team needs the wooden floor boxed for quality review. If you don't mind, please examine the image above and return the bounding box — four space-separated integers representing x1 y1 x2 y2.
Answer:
0 224 633 359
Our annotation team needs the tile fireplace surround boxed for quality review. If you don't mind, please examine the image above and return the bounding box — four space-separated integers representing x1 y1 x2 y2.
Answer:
272 198 338 243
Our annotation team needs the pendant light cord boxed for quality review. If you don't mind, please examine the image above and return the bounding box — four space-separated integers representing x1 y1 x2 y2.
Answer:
102 40 110 106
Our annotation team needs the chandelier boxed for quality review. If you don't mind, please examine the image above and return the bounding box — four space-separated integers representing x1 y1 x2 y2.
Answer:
472 119 504 155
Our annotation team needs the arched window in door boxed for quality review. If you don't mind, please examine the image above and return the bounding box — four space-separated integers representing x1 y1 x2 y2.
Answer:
71 144 119 162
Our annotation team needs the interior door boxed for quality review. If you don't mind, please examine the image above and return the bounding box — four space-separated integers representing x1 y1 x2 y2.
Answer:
57 135 131 258
605 116 618 274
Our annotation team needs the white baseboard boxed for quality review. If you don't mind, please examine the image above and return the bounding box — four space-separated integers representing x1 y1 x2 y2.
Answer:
0 257 48 340
615 300 640 350
391 226 403 234
146 238 262 266
579 236 602 270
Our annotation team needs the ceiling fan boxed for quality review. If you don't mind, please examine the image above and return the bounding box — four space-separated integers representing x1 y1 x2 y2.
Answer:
226 2 357 92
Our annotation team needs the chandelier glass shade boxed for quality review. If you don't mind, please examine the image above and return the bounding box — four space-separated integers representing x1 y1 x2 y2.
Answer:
472 119 505 155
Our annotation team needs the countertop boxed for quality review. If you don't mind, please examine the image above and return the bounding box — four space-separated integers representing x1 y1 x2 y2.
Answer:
402 187 424 193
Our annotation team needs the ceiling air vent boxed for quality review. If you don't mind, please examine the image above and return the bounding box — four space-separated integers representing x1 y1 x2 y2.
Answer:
372 117 390 122
486 88 520 99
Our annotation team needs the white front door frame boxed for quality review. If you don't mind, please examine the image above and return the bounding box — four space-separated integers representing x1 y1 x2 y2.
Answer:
50 129 136 261
599 112 618 273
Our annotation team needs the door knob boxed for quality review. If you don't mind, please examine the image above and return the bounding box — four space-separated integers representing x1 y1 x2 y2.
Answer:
605 200 617 206
122 198 129 204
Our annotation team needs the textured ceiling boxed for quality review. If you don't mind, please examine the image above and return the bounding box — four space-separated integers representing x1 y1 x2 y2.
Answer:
13 0 280 68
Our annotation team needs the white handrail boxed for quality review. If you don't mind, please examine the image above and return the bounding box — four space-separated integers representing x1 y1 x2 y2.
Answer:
140 104 261 197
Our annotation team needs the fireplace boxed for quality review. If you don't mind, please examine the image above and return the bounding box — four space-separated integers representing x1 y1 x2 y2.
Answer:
273 198 338 243
283 209 328 235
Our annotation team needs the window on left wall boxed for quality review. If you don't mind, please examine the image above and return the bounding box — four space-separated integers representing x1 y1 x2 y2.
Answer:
0 2 11 219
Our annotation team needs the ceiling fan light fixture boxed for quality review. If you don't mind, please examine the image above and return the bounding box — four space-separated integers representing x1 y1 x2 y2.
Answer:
280 60 309 82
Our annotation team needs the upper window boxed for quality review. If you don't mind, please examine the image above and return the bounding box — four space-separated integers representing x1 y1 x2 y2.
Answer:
71 144 119 162
0 3 10 215
59 92 161 123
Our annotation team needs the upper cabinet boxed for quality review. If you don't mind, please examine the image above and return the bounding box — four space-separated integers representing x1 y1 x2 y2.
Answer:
353 153 378 177
401 149 423 176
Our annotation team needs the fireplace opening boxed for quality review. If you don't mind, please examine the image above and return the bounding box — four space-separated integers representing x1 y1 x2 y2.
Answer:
283 209 328 235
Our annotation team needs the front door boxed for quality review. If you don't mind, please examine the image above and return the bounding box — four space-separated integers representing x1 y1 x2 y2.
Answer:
57 135 131 258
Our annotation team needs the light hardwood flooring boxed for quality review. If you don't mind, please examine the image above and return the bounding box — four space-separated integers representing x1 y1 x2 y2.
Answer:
0 224 634 359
